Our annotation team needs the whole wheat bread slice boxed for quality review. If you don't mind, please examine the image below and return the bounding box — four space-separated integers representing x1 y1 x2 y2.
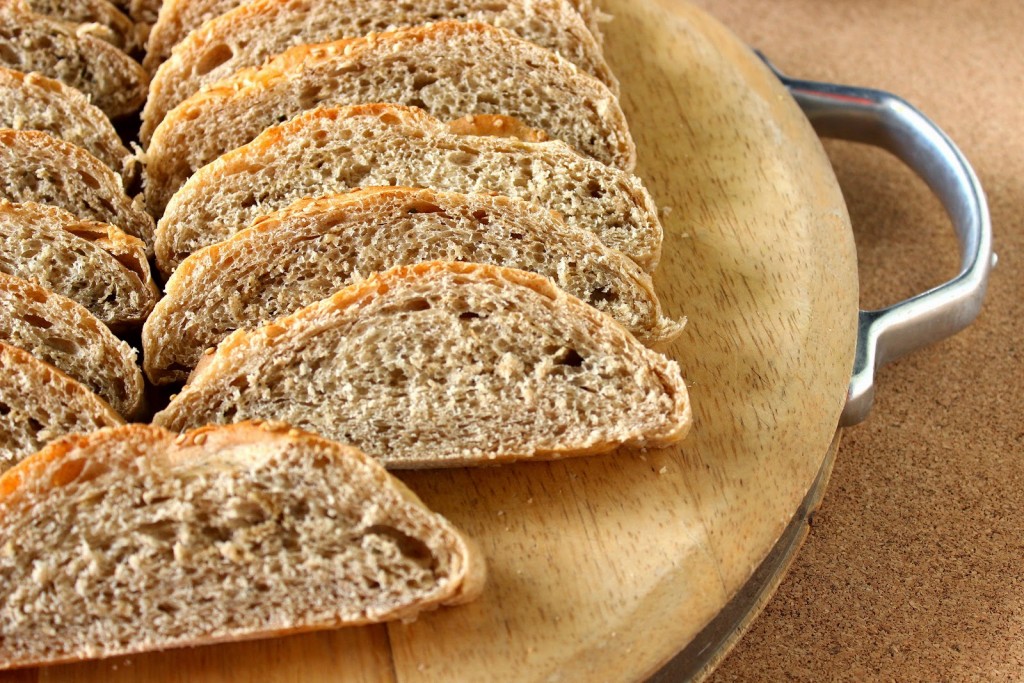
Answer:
144 21 634 211
144 187 682 384
143 0 616 136
0 0 147 118
146 0 607 70
0 200 158 330
154 262 691 468
155 104 661 275
0 342 122 472
0 421 485 669
0 129 154 251
0 273 144 418
0 67 138 185
24 0 139 51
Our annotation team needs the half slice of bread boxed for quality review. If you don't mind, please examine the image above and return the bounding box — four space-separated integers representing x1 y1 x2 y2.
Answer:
0 421 485 669
154 262 691 468
0 273 144 418
142 0 617 136
0 342 122 472
0 129 154 251
24 0 139 51
144 21 634 209
0 67 137 185
0 0 147 118
155 104 661 275
0 200 158 330
144 187 682 384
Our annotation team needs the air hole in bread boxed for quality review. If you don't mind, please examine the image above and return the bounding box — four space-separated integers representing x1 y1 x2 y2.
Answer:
20 313 53 329
471 210 491 225
46 336 80 355
555 348 585 367
78 170 100 191
591 287 619 303
363 524 437 570
0 401 9 416
404 201 443 215
299 83 323 108
137 520 178 543
0 43 16 63
406 96 428 110
195 44 234 76
587 180 606 199
111 251 147 279
396 297 431 312
412 74 438 91
459 311 483 321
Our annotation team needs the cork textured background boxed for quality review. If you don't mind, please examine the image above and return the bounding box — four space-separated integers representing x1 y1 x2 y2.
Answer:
687 1 1024 680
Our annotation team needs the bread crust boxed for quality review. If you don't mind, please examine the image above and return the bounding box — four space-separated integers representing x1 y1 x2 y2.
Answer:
0 421 485 669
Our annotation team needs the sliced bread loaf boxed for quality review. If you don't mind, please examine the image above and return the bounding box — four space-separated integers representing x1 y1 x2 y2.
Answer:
0 342 122 472
0 67 137 184
24 0 139 51
0 0 148 118
0 200 158 330
0 273 144 418
0 421 485 669
153 262 691 468
0 129 154 251
144 21 634 210
142 0 617 137
154 104 661 275
144 187 682 384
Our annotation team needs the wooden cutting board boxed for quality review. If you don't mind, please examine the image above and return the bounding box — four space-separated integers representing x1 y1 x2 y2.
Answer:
8 1 859 681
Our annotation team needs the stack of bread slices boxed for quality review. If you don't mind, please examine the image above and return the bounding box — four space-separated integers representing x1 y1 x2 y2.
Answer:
0 0 692 670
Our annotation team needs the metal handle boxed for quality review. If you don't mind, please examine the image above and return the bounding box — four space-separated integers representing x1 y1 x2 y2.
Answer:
758 54 995 426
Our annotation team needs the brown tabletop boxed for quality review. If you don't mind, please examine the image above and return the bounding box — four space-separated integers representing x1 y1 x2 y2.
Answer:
686 0 1024 680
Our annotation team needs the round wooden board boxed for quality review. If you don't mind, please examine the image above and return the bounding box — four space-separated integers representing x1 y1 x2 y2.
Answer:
14 2 860 681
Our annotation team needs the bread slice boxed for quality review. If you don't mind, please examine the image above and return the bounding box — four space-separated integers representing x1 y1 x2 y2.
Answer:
155 104 661 275
0 0 147 118
0 273 144 418
142 0 617 137
145 0 607 69
144 21 634 210
145 187 681 384
0 67 138 185
0 129 154 251
154 262 691 467
0 342 122 472
0 421 485 669
0 200 158 330
24 0 139 51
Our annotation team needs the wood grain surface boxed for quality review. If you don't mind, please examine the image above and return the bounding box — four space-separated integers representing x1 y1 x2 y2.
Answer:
3 1 860 680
